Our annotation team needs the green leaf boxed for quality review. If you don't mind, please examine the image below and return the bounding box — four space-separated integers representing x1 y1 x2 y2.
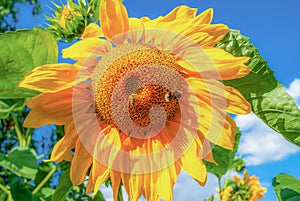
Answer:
0 146 38 179
89 0 101 22
229 157 245 173
0 177 7 201
216 30 300 147
204 128 241 178
0 27 58 99
272 174 300 201
52 169 73 201
40 187 55 200
8 174 35 201
0 99 25 119
204 195 214 201
93 191 106 201
34 162 54 187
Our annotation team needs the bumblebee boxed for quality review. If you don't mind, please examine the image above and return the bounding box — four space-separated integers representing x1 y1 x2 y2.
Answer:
165 90 182 102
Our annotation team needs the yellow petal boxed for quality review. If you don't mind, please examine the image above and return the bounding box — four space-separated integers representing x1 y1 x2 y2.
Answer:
18 64 80 93
24 87 73 128
156 163 181 201
204 47 250 79
127 17 144 43
214 115 237 150
82 23 103 38
70 139 93 185
193 8 214 25
62 37 108 62
94 127 121 169
110 171 121 201
186 24 229 47
181 140 207 185
143 173 160 201
46 138 73 162
186 78 236 149
225 86 251 114
100 0 129 39
86 170 95 195
48 120 78 162
121 173 144 201
196 99 236 150
196 133 215 164
160 5 197 22
92 161 110 197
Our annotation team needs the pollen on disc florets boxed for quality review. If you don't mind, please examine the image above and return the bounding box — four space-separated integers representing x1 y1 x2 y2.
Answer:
92 43 183 131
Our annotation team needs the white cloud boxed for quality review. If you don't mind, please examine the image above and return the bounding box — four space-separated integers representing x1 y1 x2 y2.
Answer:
100 185 130 201
236 78 300 166
235 113 300 165
173 172 219 201
100 172 221 201
286 78 300 107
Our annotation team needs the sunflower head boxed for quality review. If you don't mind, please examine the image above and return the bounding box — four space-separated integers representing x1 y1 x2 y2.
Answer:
219 170 267 201
46 0 101 42
20 0 253 200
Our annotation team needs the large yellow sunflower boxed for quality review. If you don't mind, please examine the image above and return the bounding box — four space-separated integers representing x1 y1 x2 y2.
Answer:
19 0 251 200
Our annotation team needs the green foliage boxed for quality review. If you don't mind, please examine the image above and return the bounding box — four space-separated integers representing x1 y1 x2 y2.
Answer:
0 146 37 179
0 27 58 99
93 191 106 201
34 162 55 187
8 174 36 201
89 0 101 22
51 169 73 201
204 128 242 179
216 30 300 147
272 174 300 201
0 100 23 119
0 177 8 201
204 195 214 201
0 0 41 32
46 0 101 42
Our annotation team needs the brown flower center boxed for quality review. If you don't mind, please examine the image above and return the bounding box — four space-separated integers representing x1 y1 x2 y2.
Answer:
92 43 182 130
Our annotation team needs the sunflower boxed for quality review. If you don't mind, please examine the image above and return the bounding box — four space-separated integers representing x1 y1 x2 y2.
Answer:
19 0 251 200
219 171 267 201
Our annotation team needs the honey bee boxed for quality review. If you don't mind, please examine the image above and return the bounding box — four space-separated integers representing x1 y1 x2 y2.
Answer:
129 94 138 106
165 90 182 102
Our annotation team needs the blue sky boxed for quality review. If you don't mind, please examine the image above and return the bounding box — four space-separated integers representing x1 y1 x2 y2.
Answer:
15 0 300 200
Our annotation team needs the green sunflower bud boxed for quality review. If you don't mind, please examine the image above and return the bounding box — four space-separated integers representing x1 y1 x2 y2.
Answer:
45 0 101 42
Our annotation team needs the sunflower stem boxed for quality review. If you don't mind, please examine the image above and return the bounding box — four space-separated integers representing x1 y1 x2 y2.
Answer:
218 177 222 200
224 170 231 190
32 166 56 194
0 184 10 196
0 184 12 201
12 114 25 147
25 128 33 146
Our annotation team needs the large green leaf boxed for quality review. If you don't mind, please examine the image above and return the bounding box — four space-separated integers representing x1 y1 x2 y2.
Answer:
51 169 73 201
272 174 300 201
217 30 300 147
0 146 38 179
0 27 58 99
8 174 37 201
204 128 241 179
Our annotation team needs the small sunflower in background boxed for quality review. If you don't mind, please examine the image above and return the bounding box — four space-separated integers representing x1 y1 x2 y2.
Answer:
219 170 267 201
20 0 252 200
46 0 101 42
